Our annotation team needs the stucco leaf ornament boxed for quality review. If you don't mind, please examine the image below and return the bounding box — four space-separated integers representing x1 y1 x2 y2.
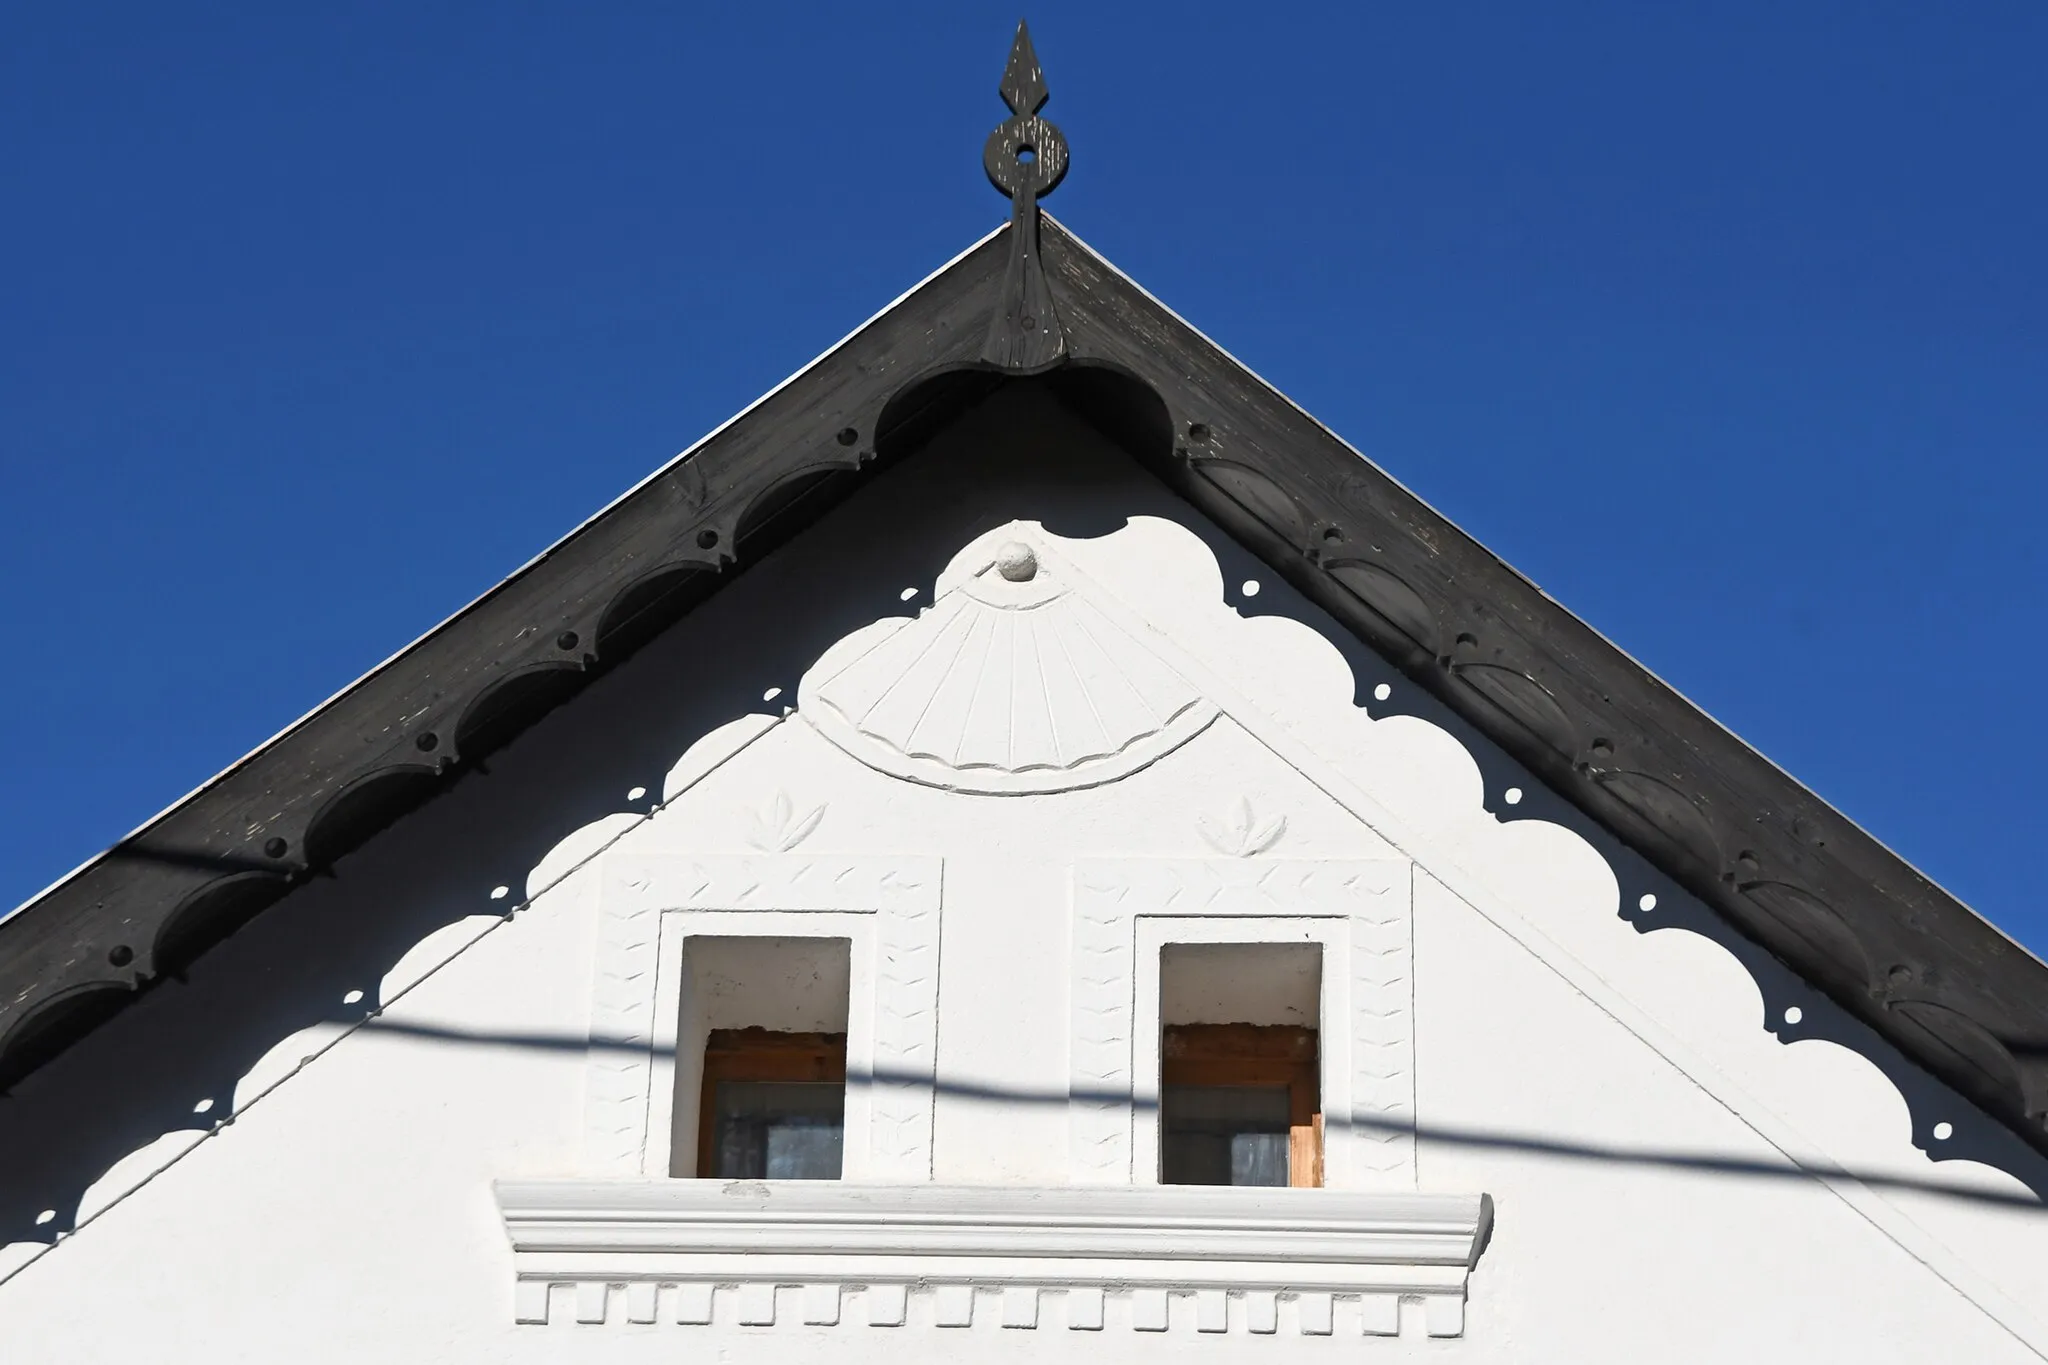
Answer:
1197 798 1286 857
746 789 825 852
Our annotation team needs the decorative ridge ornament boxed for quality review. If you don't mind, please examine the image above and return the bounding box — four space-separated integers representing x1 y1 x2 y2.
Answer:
981 21 1069 371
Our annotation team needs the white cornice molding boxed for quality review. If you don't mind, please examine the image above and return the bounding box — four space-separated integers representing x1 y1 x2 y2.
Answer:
496 1181 1489 1337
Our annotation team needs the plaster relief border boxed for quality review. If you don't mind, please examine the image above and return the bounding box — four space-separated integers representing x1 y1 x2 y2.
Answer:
495 1180 1488 1337
583 854 942 1181
1069 859 1415 1189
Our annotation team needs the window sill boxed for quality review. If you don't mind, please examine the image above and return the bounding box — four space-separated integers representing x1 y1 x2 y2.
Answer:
495 1180 1491 1337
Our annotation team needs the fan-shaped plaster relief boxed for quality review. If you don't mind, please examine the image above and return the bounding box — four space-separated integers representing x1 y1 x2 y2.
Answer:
799 533 1218 793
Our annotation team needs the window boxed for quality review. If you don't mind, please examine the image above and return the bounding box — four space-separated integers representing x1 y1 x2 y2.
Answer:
1157 941 1322 1187
699 1029 847 1180
670 936 851 1178
1161 1024 1321 1187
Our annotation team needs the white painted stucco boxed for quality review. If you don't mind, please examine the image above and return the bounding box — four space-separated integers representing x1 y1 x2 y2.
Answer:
2 386 2045 1362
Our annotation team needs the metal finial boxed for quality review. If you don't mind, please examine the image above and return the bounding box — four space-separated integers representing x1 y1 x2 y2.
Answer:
981 20 1068 371
998 19 1050 114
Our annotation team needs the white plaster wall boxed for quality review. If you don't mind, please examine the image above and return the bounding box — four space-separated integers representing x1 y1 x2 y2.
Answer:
1160 942 1320 1027
2 386 2045 1363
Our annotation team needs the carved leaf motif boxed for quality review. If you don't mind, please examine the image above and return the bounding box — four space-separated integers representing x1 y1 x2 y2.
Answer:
1196 798 1287 858
745 790 825 852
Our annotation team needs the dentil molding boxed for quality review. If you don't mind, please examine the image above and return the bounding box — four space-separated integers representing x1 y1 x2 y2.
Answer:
496 1180 1490 1338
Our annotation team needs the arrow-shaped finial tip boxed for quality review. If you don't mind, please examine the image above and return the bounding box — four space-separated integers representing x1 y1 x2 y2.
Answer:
999 19 1050 115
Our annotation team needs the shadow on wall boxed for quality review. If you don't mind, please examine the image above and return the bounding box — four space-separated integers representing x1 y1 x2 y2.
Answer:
0 380 2042 1261
364 1020 2048 1215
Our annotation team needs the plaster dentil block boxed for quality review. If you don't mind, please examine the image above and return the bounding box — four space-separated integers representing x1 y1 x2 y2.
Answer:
495 1181 1489 1337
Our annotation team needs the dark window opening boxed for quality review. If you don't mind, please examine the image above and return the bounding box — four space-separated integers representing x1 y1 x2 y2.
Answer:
698 1029 846 1180
1161 1024 1321 1187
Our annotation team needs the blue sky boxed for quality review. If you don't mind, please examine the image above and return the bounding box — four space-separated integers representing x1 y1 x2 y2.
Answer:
4 4 2044 950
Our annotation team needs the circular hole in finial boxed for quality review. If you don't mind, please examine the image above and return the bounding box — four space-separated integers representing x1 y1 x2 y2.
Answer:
489 885 510 901
414 732 438 753
342 989 364 1006
1783 1006 1803 1026
1187 422 1211 443
1638 893 1658 913
263 837 288 860
1372 683 1392 702
555 630 580 652
836 427 859 447
34 1210 55 1227
994 542 1038 582
107 945 134 968
1017 145 1037 164
1933 1121 1954 1141
1323 527 1343 544
627 786 647 802
696 529 719 550
193 1098 214 1115
1240 579 1261 598
1591 738 1614 758
1504 788 1523 806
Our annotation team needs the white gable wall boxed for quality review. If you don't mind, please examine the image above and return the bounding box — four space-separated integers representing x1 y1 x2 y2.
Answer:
2 387 2043 1362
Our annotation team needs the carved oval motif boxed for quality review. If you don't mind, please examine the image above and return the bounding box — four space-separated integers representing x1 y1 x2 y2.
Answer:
1325 560 1436 653
154 871 291 979
1590 769 1721 871
1450 662 1577 758
1738 880 1874 994
1195 461 1310 546
1889 999 2024 1108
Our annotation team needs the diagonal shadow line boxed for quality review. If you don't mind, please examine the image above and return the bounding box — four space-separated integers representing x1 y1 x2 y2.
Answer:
360 1018 2048 1213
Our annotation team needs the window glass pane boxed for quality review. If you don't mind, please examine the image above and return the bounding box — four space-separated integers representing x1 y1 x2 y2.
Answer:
1161 1084 1290 1186
712 1081 844 1180
1230 1132 1290 1187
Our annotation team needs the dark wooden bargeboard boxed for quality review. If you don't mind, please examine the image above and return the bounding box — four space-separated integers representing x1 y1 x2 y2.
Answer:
2 213 2042 1168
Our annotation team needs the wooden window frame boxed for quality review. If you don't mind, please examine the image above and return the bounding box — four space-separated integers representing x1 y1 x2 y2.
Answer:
696 1028 848 1180
1161 1023 1323 1188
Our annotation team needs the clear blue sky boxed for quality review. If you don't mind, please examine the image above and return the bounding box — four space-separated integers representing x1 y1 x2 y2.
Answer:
4 5 2043 951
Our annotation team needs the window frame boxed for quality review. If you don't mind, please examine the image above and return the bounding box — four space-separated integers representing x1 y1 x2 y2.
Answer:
1161 1023 1323 1188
